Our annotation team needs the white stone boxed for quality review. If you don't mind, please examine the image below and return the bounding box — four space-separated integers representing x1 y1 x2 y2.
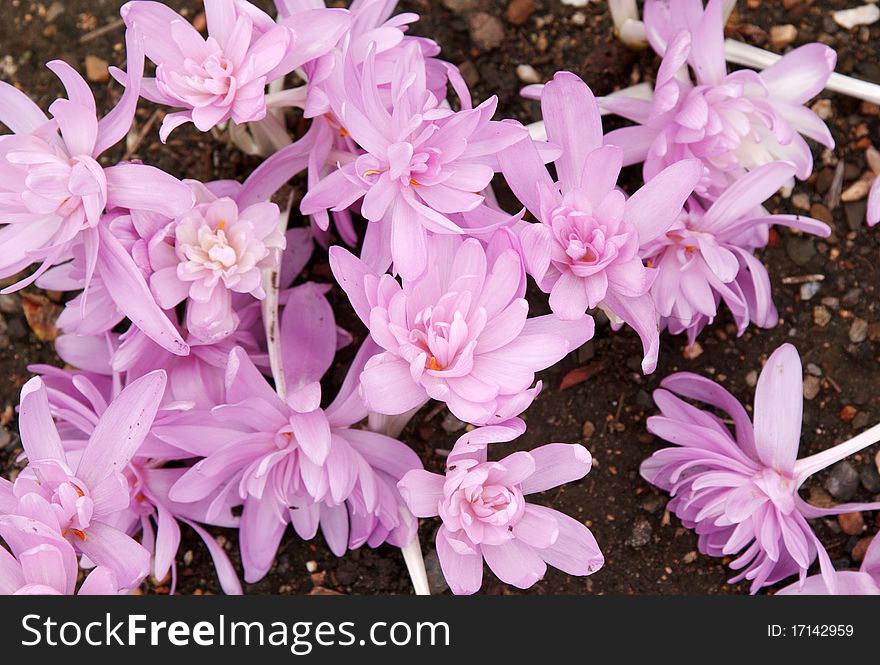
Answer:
516 64 541 84
833 4 880 30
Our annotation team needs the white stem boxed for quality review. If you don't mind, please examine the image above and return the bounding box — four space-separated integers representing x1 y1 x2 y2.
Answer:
367 404 425 438
608 0 639 30
262 205 292 399
400 510 431 596
794 421 880 486
724 38 880 105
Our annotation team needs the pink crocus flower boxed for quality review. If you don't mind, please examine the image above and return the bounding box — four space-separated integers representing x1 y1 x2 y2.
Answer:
301 42 528 280
121 0 351 141
0 371 167 590
499 71 702 373
147 181 286 343
777 536 880 596
604 0 836 198
28 363 244 593
0 516 121 595
641 161 831 343
166 286 421 583
398 421 604 595
641 343 880 594
330 234 593 426
0 29 194 295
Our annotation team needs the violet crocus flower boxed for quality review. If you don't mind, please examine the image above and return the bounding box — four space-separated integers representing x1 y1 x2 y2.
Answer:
0 28 194 295
604 0 836 198
398 421 604 595
166 285 421 583
641 343 880 594
330 234 593 426
777 536 880 596
640 161 831 343
121 0 351 141
0 516 121 595
499 71 702 373
0 371 167 590
301 42 528 280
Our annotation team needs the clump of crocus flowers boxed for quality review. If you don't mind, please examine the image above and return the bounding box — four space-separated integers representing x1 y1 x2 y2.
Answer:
0 0 876 596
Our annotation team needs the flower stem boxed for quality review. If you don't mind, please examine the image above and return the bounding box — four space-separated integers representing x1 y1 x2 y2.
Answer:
399 510 431 596
263 205 292 400
794 421 880 486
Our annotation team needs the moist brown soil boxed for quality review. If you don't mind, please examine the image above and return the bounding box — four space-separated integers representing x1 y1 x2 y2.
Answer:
1 0 879 595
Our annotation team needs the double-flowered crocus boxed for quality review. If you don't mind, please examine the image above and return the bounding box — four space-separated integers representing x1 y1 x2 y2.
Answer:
398 420 604 594
499 71 702 373
0 28 193 294
641 343 880 594
120 0 351 141
604 0 836 198
330 234 593 426
165 285 420 583
301 42 528 280
640 161 831 343
147 180 286 343
0 371 168 592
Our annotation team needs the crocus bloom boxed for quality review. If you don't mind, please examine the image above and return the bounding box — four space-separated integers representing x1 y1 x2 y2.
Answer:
641 343 880 593
777 536 880 596
398 421 604 595
301 42 527 280
641 161 831 343
0 371 167 589
604 0 836 198
121 0 351 140
166 285 421 582
148 183 285 343
0 29 193 294
0 516 121 595
330 234 593 425
499 71 702 373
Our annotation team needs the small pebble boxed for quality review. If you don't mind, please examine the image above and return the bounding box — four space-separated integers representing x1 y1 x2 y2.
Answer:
806 363 823 377
860 463 880 493
849 318 869 343
825 461 860 501
769 24 798 48
791 192 811 210
626 518 653 548
516 64 541 83
441 412 467 434
841 178 871 202
582 420 596 440
468 13 506 51
813 305 831 327
506 0 535 25
84 55 109 83
838 512 866 536
852 536 874 562
745 370 758 388
786 236 816 266
810 98 832 120
840 405 858 422
683 342 703 360
803 375 821 400
833 4 880 30
306 560 318 573
800 281 821 301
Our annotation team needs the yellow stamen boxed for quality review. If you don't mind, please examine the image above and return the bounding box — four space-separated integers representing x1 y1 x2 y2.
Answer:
685 246 697 253
72 483 85 498
363 170 381 177
71 529 87 542
427 356 443 371
409 178 420 187
217 220 226 231
645 259 654 269
339 127 349 138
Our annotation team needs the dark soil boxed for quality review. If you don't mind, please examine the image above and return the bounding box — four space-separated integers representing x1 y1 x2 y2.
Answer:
1 0 879 595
